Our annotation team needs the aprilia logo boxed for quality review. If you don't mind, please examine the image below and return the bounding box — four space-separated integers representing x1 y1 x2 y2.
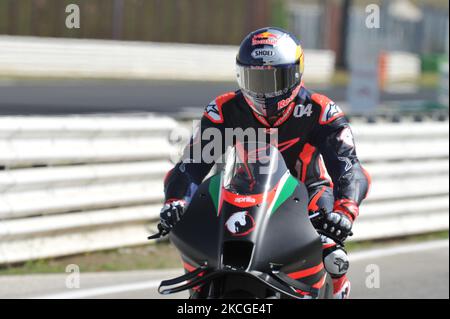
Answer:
235 197 256 204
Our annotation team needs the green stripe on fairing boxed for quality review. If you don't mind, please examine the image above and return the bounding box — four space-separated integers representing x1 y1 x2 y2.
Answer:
270 175 298 215
208 174 221 213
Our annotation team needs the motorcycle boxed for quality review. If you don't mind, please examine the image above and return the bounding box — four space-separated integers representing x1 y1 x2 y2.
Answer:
149 142 333 299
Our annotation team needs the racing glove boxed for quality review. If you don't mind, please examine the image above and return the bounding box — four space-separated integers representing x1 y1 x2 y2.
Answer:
160 200 186 232
310 199 359 244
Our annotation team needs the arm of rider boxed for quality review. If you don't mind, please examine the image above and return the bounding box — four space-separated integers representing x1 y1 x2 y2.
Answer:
310 102 371 243
160 104 227 232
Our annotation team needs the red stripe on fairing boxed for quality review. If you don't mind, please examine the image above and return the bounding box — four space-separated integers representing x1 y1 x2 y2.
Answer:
183 262 205 277
222 178 279 208
183 262 196 272
294 273 326 296
288 263 324 279
295 289 310 296
312 274 327 289
294 274 328 296
298 143 316 183
308 186 327 212
183 262 205 292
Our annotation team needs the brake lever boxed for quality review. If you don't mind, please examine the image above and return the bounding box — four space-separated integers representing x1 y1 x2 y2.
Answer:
147 223 170 240
308 208 327 221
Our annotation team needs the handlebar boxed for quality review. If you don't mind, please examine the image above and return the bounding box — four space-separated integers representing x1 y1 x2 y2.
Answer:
147 223 170 240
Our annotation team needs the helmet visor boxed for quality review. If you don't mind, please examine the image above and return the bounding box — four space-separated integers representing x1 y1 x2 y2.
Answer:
236 64 300 97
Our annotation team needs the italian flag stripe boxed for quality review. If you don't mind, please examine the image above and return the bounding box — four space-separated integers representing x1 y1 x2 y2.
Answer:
208 173 223 216
268 172 298 216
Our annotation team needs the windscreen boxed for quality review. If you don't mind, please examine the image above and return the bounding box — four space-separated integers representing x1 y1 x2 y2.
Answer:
222 142 288 195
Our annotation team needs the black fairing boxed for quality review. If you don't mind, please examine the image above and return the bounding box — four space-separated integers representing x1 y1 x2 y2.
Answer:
251 183 323 274
169 175 323 274
169 179 223 268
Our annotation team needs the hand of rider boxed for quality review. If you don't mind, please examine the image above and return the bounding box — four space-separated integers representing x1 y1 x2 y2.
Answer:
310 199 359 243
315 211 353 243
160 200 186 232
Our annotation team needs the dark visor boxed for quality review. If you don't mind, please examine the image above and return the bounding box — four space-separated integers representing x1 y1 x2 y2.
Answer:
236 64 300 96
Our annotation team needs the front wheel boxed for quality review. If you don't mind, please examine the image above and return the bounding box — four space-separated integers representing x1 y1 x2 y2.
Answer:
220 290 259 299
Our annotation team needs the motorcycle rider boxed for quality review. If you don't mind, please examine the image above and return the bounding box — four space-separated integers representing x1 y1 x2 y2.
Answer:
160 27 371 299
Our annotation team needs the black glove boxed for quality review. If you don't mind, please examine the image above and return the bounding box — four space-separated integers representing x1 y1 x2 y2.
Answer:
310 209 353 244
160 200 186 232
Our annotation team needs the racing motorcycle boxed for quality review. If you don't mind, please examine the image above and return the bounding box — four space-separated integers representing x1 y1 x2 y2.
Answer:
149 142 333 299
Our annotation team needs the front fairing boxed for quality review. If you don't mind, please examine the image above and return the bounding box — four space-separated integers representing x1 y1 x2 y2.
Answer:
170 143 322 275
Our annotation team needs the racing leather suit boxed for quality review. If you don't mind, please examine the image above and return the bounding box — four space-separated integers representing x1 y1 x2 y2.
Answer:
164 84 371 298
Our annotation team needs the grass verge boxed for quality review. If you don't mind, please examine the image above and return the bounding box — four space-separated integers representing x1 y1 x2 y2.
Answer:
0 231 448 276
331 70 439 88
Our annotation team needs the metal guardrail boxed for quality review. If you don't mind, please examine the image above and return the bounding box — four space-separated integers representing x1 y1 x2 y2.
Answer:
0 116 448 264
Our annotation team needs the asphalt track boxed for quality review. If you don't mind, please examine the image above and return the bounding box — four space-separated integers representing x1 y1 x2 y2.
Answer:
0 240 447 299
0 79 437 116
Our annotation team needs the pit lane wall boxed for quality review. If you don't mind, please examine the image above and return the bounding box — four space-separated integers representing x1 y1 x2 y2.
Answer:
0 115 448 264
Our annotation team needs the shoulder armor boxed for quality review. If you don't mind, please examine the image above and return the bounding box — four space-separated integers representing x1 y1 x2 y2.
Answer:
203 92 236 124
311 93 344 125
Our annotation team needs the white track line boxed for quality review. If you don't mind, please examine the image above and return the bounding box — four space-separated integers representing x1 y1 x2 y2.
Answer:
32 239 448 299
34 279 164 299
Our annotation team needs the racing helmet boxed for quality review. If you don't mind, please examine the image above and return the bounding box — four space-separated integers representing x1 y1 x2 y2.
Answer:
236 27 304 122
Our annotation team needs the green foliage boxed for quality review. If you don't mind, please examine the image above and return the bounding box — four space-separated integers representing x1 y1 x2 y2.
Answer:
270 0 288 29
421 54 448 73
0 242 182 275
